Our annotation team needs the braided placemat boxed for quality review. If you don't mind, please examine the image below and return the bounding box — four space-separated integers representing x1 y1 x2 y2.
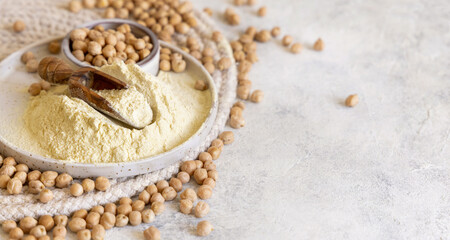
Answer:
0 0 236 221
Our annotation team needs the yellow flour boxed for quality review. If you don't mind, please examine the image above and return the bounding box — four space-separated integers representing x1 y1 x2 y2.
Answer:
23 62 211 163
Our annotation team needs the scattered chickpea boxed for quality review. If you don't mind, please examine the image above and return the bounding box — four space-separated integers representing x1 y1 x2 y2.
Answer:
39 189 54 203
156 180 169 192
197 221 213 236
53 225 67 238
91 206 105 214
146 184 158 195
21 51 35 64
73 209 88 219
207 146 221 160
195 160 203 169
132 200 145 211
212 31 223 42
169 177 183 192
161 186 177 201
9 227 24 239
257 6 267 17
48 41 61 54
0 165 16 177
271 27 281 37
38 215 54 232
211 139 224 150
194 168 208 184
129 211 142 226
141 209 155 223
139 190 151 204
100 212 115 230
180 188 197 202
181 160 197 175
255 30 271 42
217 57 232 70
53 215 68 227
143 226 160 240
95 176 110 191
7 178 22 195
85 212 100 229
219 131 234 145
203 177 216 188
237 85 250 100
230 106 243 117
230 114 246 129
160 60 171 71
203 160 216 171
172 59 187 72
247 0 257 5
91 224 105 240
345 94 359 107
13 20 26 33
115 214 129 227
14 171 27 184
68 217 86 233
20 216 37 234
70 183 84 197
0 175 10 189
290 43 302 54
77 229 91 240
238 60 252 73
151 201 165 215
40 171 58 187
314 38 324 51
26 59 39 73
30 225 46 238
282 35 293 46
194 201 210 218
194 80 208 90
203 7 213 16
2 220 17 233
250 89 264 103
40 80 51 91
177 171 190 184
117 204 132 216
198 152 213 162
55 173 73 188
23 234 37 240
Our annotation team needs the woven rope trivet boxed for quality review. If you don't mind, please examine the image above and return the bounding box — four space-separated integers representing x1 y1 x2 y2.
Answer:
0 0 236 221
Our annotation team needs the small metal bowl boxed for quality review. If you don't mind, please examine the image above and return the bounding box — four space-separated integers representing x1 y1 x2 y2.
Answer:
62 19 160 76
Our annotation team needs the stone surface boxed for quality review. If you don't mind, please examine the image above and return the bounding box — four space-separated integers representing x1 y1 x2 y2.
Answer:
1 0 449 239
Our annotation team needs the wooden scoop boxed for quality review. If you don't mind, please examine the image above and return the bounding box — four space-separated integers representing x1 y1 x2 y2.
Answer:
38 57 150 129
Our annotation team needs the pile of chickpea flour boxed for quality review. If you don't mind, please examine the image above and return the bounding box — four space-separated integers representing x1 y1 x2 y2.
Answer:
20 62 212 163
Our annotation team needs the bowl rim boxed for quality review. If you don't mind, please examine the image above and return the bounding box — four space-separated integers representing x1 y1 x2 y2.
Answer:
62 19 160 68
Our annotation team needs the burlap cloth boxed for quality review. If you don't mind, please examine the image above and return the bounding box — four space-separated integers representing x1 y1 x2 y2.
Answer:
0 0 237 221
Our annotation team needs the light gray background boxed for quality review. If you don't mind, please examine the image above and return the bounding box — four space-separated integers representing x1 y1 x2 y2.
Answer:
2 0 450 239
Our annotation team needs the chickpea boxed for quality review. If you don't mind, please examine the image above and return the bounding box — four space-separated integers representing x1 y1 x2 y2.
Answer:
203 7 213 16
14 171 27 184
181 160 197 175
211 139 224 151
159 59 171 71
26 59 39 73
48 41 61 54
7 177 22 195
68 217 86 233
129 211 142 226
177 171 190 184
313 38 324 51
27 82 41 96
21 51 35 64
117 204 132 216
93 55 107 67
143 226 160 240
233 101 245 111
54 173 73 188
85 54 94 63
104 203 117 215
234 51 246 62
203 160 217 171
139 48 150 60
180 188 197 202
150 192 165 203
132 200 145 211
85 212 100 229
345 94 359 107
156 180 169 192
146 184 158 195
77 229 91 240
52 225 67 238
0 175 10 188
71 50 84 61
91 224 105 240
193 168 208 184
71 29 87 41
30 225 46 238
244 42 257 53
217 57 232 71
40 171 58 187
179 199 193 214
197 185 212 200
13 20 26 33
246 52 258 63
95 176 110 191
132 39 145 50
208 170 218 181
190 50 202 60
39 189 54 203
150 202 165 215
175 22 190 34
82 0 95 8
128 52 140 62
197 221 213 236
139 209 154 224
199 152 212 162
139 190 151 204
237 85 250 100
250 90 264 103
119 197 132 205
90 206 104 214
53 215 68 227
38 236 50 240
88 41 102 56
212 31 223 43
234 0 245 6
230 106 243 117
20 216 37 234
103 7 115 18
73 209 88 219
257 6 267 17
207 146 221 160
194 201 210 218
256 30 271 42
9 227 24 239
102 45 116 58
282 35 293 46
38 215 54 231
290 43 302 53
169 177 183 192
2 220 17 233
271 27 281 37
194 80 207 91
70 183 84 197
172 59 186 72
202 56 214 64
161 186 177 201
23 235 37 240
114 213 128 227
203 177 216 189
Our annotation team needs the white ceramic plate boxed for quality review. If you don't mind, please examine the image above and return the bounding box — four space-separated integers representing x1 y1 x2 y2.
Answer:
0 37 218 178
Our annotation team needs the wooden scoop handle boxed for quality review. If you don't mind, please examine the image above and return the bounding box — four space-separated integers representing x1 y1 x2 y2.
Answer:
70 67 128 91
38 57 74 83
